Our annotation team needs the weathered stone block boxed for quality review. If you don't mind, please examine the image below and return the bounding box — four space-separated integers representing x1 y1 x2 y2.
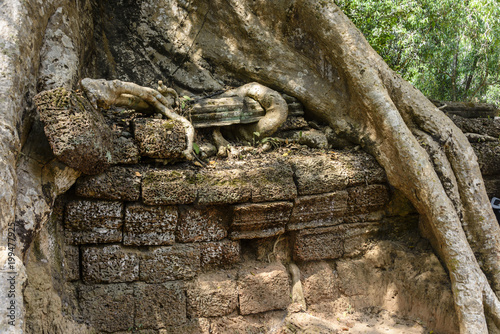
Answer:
111 136 140 164
288 191 348 230
142 169 197 205
347 184 390 214
65 200 123 244
293 225 345 261
197 169 251 204
187 273 238 317
200 240 241 269
82 245 139 283
134 118 187 159
75 166 142 201
299 261 340 305
177 205 229 243
141 244 201 282
472 142 500 176
248 163 297 202
134 282 187 328
162 319 211 334
79 283 135 332
291 153 386 195
484 177 500 198
35 88 114 175
124 203 177 246
231 202 293 239
238 263 291 315
63 245 80 281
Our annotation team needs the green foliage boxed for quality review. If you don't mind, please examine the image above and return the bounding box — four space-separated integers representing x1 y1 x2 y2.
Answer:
335 0 500 103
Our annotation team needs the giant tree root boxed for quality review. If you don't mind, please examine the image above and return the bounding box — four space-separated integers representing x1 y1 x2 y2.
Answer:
80 78 195 160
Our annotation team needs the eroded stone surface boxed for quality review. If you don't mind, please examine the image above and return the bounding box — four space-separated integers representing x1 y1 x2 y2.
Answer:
299 261 340 305
197 169 252 204
200 240 241 269
124 203 177 246
187 273 238 317
82 245 140 283
134 282 187 328
134 118 187 159
177 205 229 242
75 166 142 201
142 169 197 205
472 142 500 176
347 185 390 214
238 262 291 315
140 244 201 282
248 163 297 202
289 191 348 230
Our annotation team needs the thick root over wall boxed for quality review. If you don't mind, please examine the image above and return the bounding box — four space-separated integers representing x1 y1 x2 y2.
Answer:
138 0 500 332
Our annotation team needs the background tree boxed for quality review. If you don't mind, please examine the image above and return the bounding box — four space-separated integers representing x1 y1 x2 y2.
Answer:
336 0 500 103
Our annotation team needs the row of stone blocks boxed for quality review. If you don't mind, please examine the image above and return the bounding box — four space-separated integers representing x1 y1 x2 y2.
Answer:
79 263 291 333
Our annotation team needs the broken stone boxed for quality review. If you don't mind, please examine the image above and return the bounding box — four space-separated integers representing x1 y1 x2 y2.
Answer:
35 88 114 174
124 203 178 246
238 263 291 315
75 166 142 201
81 244 140 283
133 118 187 159
231 202 293 240
294 129 328 149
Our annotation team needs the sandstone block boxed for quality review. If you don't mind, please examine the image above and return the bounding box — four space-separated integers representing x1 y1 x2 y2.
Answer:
200 240 241 269
298 261 340 305
79 283 135 332
35 88 114 175
124 203 177 246
140 244 201 282
142 169 197 205
134 282 187 328
347 184 390 214
231 202 293 239
82 245 139 283
293 225 345 261
177 205 229 242
134 118 187 159
197 169 251 204
65 200 123 244
291 153 386 195
187 273 238 317
238 263 291 314
288 191 348 230
75 166 142 201
248 163 297 202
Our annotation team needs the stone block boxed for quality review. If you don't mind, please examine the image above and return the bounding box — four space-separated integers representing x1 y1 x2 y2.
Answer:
134 118 187 159
177 205 229 243
197 169 251 204
35 88 114 175
298 261 340 305
238 263 291 315
347 184 390 214
134 282 187 328
75 166 142 201
288 191 348 230
82 245 139 283
231 202 293 239
484 177 500 198
111 136 140 164
65 200 123 244
187 273 238 317
141 244 201 282
124 203 177 246
293 225 345 261
291 152 386 195
63 245 80 281
200 240 241 269
472 142 500 176
79 283 135 332
161 319 211 334
248 163 297 202
142 169 197 205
